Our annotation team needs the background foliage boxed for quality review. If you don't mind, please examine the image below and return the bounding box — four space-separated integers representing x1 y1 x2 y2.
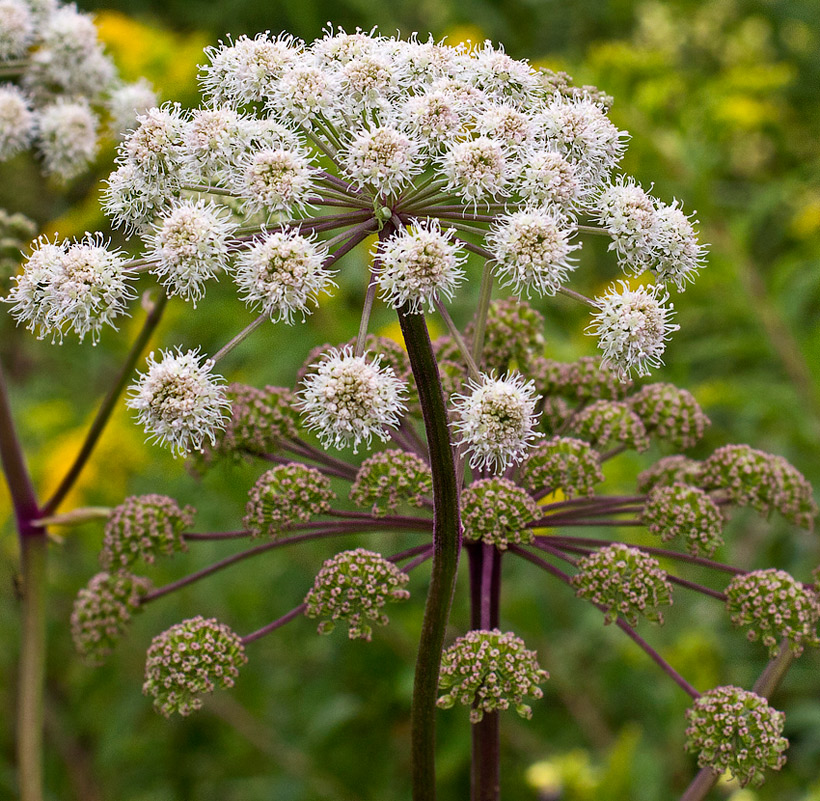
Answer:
2 1 819 799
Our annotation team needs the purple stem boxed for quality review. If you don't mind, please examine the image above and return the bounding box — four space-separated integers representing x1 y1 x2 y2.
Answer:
509 545 700 699
544 537 745 576
144 524 428 603
242 604 306 644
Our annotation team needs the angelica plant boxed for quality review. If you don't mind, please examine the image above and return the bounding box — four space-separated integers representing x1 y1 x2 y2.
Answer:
1 25 814 801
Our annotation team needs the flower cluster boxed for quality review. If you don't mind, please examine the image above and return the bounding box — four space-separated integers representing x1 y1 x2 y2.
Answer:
725 569 820 657
628 383 710 450
572 543 673 626
143 616 247 717
0 0 156 177
466 297 546 375
597 177 705 289
127 349 231 458
518 436 604 498
685 686 787 787
243 463 334 538
298 346 407 452
349 449 432 516
452 371 540 472
196 383 299 465
375 218 466 313
699 445 817 530
461 478 538 549
569 399 650 453
586 282 679 378
636 454 702 493
100 494 194 569
437 629 549 723
642 483 725 557
537 356 631 402
304 548 411 640
6 234 134 343
71 571 152 666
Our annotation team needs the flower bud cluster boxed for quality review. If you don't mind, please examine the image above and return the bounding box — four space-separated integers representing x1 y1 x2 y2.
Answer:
569 399 650 453
101 494 194 569
437 629 549 723
642 483 724 557
685 686 787 787
197 383 299 465
467 297 546 375
71 571 152 666
636 455 702 493
536 356 631 402
518 437 604 498
572 543 673 626
349 449 432 516
461 478 538 550
700 445 817 530
243 463 334 538
629 383 710 450
725 569 820 657
143 616 247 717
304 548 410 640
452 371 540 473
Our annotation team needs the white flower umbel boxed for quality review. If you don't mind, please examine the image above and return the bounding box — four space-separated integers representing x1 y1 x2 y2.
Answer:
487 208 580 297
6 237 64 336
518 150 582 210
0 0 33 61
342 125 420 195
0 84 34 160
466 40 539 102
232 147 315 217
102 161 168 234
475 103 534 152
7 235 134 343
234 229 333 323
201 33 302 106
181 107 250 179
128 349 230 457
538 97 628 185
597 177 658 276
147 200 236 304
298 346 407 452
587 281 679 378
123 104 185 182
47 234 134 343
399 91 463 147
107 79 158 138
652 202 706 291
376 219 466 313
267 64 336 124
452 372 540 473
36 99 98 180
441 136 508 204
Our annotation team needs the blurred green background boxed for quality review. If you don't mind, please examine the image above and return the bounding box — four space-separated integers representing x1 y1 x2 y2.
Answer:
2 0 820 799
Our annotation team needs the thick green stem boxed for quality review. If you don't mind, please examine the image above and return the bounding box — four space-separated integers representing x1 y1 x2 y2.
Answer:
398 303 462 801
42 291 167 515
0 363 44 801
17 534 47 801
